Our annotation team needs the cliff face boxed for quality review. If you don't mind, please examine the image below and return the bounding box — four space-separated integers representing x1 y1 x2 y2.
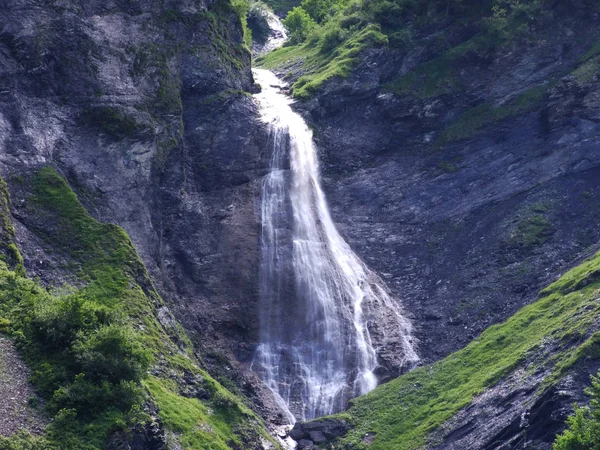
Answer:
0 0 280 412
2 0 600 448
262 2 600 448
0 0 287 446
280 5 600 365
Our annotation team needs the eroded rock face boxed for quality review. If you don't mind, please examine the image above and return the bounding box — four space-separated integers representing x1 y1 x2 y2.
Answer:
281 12 600 369
427 348 600 449
276 7 600 447
0 0 285 423
0 336 45 437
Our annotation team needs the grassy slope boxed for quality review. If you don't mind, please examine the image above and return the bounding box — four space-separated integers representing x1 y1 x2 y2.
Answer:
255 0 498 99
256 24 388 99
323 251 600 449
0 168 278 450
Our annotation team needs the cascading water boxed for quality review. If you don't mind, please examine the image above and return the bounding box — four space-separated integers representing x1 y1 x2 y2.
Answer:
252 69 419 423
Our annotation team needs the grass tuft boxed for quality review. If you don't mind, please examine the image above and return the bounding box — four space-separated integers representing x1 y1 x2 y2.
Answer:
327 250 600 449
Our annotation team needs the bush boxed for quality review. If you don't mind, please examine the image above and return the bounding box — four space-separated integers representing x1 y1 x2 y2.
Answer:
0 431 54 450
73 324 151 384
30 294 111 349
283 6 317 44
554 371 600 449
300 0 333 22
50 375 144 417
319 25 346 53
363 0 414 30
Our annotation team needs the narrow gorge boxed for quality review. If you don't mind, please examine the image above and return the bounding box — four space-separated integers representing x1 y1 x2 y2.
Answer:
1 0 600 449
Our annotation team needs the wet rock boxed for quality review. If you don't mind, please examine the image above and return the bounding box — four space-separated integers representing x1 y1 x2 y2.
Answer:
291 417 351 444
296 439 315 449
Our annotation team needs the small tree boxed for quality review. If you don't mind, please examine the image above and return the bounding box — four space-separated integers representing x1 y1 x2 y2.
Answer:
300 0 332 22
554 371 600 450
283 7 317 44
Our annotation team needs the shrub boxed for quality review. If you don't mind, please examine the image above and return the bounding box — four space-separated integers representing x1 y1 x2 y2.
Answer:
29 294 111 349
363 0 414 30
73 324 151 384
0 431 53 450
283 6 317 44
319 25 346 53
50 375 144 417
301 0 333 22
554 371 600 449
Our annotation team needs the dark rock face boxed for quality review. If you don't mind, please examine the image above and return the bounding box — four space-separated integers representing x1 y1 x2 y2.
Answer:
286 14 600 369
290 418 351 449
277 7 600 447
428 360 600 450
107 419 168 450
0 0 285 426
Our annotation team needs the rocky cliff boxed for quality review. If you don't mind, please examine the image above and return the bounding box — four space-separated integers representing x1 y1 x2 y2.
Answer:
1 0 600 448
0 0 286 448
258 0 600 447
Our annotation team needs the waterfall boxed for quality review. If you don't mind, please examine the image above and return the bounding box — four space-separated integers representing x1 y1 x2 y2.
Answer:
251 69 419 423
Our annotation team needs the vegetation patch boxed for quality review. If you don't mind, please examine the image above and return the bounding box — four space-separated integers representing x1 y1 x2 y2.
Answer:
0 179 23 273
262 0 301 15
260 0 560 99
258 24 388 99
79 107 140 139
385 37 489 98
325 250 600 449
572 56 600 83
0 169 277 449
555 369 600 449
435 85 547 146
508 213 554 250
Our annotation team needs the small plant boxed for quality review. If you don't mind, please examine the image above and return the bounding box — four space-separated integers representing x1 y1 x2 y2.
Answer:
510 214 554 249
79 107 139 139
554 370 600 449
283 7 317 44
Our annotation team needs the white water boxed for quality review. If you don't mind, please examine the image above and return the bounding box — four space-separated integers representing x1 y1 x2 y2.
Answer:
252 69 419 423
251 9 287 57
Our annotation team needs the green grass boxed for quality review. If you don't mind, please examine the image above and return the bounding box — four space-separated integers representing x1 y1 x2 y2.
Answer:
0 178 23 272
435 85 547 146
385 37 488 99
508 214 555 250
325 250 600 450
0 169 278 450
146 377 266 450
256 24 388 99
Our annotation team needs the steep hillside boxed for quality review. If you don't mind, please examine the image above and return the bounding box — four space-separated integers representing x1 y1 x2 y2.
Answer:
260 0 600 368
0 0 285 448
292 248 600 449
0 169 278 449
